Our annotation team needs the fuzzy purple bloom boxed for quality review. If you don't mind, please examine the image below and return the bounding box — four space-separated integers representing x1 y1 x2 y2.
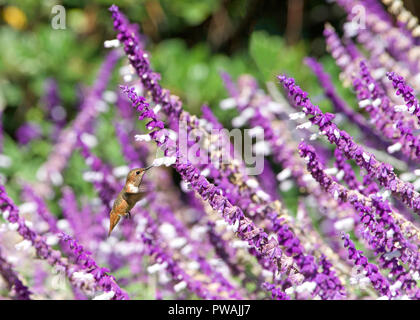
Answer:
16 122 42 145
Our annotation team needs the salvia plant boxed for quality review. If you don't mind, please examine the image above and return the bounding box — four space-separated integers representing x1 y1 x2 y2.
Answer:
1 0 420 300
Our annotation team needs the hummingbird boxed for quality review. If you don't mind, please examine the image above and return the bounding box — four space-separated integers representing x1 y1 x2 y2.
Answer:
108 165 153 236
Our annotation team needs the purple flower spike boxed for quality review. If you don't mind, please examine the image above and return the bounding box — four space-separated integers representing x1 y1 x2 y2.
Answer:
59 232 129 300
387 71 420 122
0 249 32 300
341 234 392 298
279 73 420 216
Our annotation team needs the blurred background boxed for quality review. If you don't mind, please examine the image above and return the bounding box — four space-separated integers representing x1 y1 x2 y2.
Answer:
0 0 359 128
2 0 420 130
0 0 419 202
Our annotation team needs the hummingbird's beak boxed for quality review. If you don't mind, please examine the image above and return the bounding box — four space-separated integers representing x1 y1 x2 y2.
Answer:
144 165 154 171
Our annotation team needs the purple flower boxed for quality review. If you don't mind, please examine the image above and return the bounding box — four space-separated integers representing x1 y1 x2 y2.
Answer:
341 234 392 298
16 122 42 145
0 249 31 300
305 57 388 149
387 71 420 121
278 73 420 216
298 141 420 297
43 78 66 129
59 232 129 300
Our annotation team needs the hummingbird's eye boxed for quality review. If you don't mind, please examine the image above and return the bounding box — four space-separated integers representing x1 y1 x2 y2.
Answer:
136 171 140 175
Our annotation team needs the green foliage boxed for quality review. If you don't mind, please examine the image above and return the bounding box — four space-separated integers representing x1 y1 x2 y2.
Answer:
95 109 126 166
249 31 334 113
0 25 100 112
250 31 307 82
160 0 220 26
150 39 251 116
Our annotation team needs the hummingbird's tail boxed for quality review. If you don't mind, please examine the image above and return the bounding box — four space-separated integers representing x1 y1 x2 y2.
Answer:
108 210 121 237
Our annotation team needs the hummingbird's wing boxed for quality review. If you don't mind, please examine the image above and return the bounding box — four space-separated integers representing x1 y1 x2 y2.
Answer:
137 186 148 193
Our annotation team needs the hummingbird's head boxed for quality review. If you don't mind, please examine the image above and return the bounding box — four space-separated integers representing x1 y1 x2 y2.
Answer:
126 166 153 187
